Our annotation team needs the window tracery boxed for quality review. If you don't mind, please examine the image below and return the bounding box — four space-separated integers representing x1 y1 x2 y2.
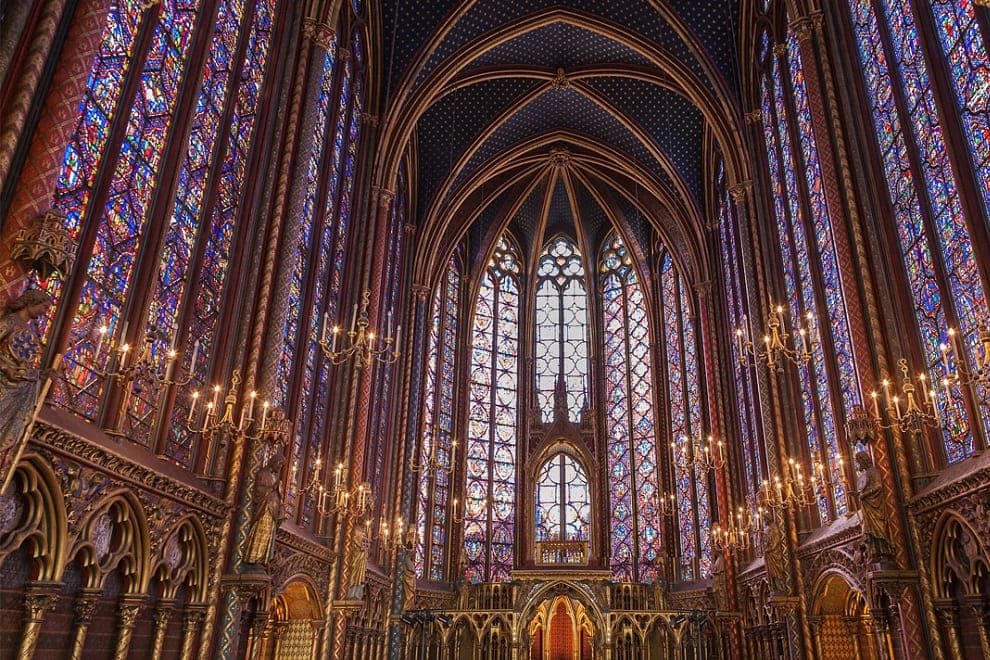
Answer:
464 237 520 583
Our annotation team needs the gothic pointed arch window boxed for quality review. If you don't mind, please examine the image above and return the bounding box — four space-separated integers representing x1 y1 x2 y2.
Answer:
464 237 521 583
416 249 461 581
759 27 854 520
534 236 590 422
600 233 663 583
844 0 990 462
657 249 713 581
278 30 366 524
44 0 282 464
716 165 765 502
535 451 591 544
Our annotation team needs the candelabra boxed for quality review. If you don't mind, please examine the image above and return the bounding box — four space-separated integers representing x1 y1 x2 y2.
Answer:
758 456 817 512
939 325 990 397
712 506 754 555
868 358 940 434
410 437 457 475
91 321 199 434
184 369 285 477
379 515 409 552
306 459 373 519
735 303 817 372
657 491 677 519
319 291 400 367
675 434 726 472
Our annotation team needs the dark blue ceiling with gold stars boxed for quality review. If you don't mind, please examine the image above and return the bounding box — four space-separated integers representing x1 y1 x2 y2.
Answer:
378 0 744 271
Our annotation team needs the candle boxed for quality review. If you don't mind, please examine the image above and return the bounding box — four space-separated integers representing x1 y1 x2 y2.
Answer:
261 400 270 428
882 379 891 407
190 339 200 371
735 328 743 355
118 320 129 346
350 303 358 333
165 349 177 382
871 391 880 419
799 328 809 354
188 391 199 424
942 377 951 402
321 312 329 344
95 324 108 363
211 384 221 411
331 326 340 354
202 402 213 431
893 395 901 419
395 325 402 349
246 391 257 421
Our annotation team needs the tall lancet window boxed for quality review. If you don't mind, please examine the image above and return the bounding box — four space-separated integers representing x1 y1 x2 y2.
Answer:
659 251 712 581
600 234 663 583
535 453 590 543
846 0 990 461
535 237 589 421
464 237 520 583
416 252 460 580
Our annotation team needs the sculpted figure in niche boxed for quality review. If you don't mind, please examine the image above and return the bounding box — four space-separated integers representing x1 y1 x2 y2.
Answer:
243 448 285 566
344 524 370 599
0 290 53 489
852 450 894 561
402 549 416 611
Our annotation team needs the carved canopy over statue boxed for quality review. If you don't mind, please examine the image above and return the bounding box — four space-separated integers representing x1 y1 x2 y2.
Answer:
0 289 53 490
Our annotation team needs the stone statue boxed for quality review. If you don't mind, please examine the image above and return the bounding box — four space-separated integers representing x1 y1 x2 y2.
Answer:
243 449 285 566
344 524 370 599
402 550 416 611
764 514 789 595
711 555 728 611
852 450 893 561
0 290 53 488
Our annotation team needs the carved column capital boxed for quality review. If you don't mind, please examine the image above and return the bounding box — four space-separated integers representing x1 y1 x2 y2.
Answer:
412 284 430 300
23 589 58 620
118 601 144 629
303 20 336 50
773 43 788 58
728 181 752 205
744 109 762 125
73 592 100 626
378 187 395 205
361 112 379 127
789 17 815 43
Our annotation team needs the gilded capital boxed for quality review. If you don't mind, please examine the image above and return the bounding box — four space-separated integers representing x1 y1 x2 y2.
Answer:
412 284 431 300
727 181 752 203
744 109 762 125
361 112 379 127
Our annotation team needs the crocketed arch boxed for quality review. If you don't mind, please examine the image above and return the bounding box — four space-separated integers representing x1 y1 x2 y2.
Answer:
149 515 210 602
0 454 67 581
931 511 990 598
70 491 150 593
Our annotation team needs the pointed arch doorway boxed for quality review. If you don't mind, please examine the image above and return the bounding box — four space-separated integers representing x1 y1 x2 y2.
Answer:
528 596 594 660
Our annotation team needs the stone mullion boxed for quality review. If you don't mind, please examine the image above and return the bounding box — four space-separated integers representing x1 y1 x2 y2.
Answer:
387 287 430 659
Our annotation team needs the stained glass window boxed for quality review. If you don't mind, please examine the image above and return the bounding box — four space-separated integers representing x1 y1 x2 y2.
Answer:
464 237 520 583
657 250 712 581
716 168 764 500
600 234 663 583
535 453 590 542
40 0 282 468
847 0 990 461
535 237 589 422
52 0 203 418
416 253 460 580
757 30 851 520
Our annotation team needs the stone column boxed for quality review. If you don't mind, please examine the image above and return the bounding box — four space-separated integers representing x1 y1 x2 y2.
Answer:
934 601 963 659
966 597 990 659
69 589 100 660
386 285 431 659
842 615 864 659
181 606 207 660
150 601 175 660
17 585 58 658
112 597 144 660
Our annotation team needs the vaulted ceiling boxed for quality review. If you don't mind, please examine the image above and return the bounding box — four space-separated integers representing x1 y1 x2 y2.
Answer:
372 1 753 283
